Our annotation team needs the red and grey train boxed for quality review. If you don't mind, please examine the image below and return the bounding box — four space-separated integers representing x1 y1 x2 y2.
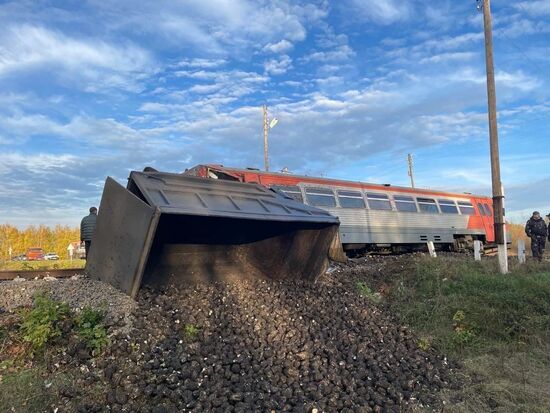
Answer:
185 164 498 252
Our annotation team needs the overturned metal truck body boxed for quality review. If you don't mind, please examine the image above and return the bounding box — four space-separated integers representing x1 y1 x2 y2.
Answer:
86 170 340 298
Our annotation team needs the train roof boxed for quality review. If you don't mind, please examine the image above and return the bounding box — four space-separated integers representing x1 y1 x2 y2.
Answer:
201 164 491 200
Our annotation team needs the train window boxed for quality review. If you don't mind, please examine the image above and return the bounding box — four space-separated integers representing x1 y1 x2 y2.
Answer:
477 203 487 216
270 185 303 203
394 195 418 212
417 198 439 213
483 204 493 216
366 193 392 210
438 199 459 214
304 187 337 207
337 190 366 208
457 201 475 215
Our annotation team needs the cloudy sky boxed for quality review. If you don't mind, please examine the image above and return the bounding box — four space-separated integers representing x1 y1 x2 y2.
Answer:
0 0 549 227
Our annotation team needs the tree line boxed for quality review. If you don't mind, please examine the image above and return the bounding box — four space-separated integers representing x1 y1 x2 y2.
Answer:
0 222 528 262
0 224 79 261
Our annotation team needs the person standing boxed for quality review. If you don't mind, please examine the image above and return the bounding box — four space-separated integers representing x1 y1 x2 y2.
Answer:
524 211 547 261
80 207 98 259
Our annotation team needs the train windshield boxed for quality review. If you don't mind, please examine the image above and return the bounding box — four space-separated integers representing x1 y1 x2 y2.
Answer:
438 199 459 214
457 201 475 215
417 198 439 213
337 190 365 208
477 203 488 216
304 187 337 207
394 195 418 212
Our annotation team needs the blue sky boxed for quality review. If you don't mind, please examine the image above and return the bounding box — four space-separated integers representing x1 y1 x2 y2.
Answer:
0 0 549 227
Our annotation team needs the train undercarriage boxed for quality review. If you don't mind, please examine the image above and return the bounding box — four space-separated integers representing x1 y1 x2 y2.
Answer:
342 234 490 256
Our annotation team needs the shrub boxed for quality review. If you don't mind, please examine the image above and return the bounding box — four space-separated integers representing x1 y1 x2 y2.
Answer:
19 294 69 351
74 307 109 354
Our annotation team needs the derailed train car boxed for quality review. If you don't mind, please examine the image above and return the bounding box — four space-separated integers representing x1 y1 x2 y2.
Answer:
86 169 340 297
186 164 500 253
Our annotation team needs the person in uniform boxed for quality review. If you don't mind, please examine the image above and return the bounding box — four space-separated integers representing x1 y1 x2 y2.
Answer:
524 211 547 261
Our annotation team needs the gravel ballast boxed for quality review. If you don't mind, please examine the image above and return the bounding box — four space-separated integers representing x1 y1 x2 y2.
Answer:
0 276 136 328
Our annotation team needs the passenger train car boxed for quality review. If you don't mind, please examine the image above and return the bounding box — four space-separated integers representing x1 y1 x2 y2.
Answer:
185 164 497 252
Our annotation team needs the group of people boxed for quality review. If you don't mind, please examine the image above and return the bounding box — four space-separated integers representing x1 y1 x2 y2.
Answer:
525 211 550 261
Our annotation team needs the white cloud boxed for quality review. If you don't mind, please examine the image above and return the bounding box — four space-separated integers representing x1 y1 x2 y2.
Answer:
0 25 153 92
264 55 293 75
0 25 148 72
85 0 327 54
188 83 223 94
514 1 550 16
448 68 540 94
263 39 294 54
303 45 356 62
414 32 484 55
420 52 477 64
496 17 550 38
176 58 227 69
495 70 541 92
347 0 411 24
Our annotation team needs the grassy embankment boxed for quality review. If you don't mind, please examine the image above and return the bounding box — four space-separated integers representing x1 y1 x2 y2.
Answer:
0 259 86 271
0 295 108 412
387 256 550 413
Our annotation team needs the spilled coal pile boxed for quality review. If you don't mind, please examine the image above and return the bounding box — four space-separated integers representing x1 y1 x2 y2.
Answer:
88 268 457 413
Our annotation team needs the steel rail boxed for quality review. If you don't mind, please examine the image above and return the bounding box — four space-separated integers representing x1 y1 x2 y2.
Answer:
0 268 85 281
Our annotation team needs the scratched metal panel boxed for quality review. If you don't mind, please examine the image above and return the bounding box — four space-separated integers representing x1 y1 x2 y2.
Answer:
128 171 338 224
85 177 159 297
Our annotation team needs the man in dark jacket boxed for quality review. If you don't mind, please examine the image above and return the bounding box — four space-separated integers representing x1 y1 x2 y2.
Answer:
525 211 547 261
80 207 98 259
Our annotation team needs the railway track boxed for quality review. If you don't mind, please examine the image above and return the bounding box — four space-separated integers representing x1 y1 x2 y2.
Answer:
0 268 85 281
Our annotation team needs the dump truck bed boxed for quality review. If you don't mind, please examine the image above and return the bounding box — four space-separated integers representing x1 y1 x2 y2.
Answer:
86 170 340 298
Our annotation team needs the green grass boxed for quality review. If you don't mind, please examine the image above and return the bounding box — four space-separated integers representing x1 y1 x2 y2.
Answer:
0 368 77 413
0 369 54 412
0 259 86 271
387 256 550 412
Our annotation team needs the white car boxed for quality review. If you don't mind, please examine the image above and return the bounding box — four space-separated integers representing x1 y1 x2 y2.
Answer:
44 253 60 260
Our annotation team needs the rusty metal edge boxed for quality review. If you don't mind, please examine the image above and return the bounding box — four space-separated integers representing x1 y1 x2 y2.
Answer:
129 207 162 299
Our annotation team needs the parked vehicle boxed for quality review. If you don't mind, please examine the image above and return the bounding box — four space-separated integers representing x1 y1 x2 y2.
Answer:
44 253 60 260
12 254 27 261
26 247 45 261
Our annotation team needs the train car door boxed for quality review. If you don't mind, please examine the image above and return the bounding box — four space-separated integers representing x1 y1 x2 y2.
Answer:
474 198 495 243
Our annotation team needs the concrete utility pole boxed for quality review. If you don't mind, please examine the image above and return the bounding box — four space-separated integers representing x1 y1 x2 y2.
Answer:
263 105 269 172
480 0 508 273
407 153 415 188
